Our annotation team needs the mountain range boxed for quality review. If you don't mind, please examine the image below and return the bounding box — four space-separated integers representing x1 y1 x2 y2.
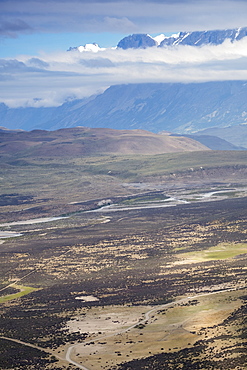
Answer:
1 27 247 150
1 81 247 148
116 27 247 49
69 26 247 51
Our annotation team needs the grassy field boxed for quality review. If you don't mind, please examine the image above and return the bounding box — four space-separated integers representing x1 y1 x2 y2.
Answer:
77 150 247 178
0 150 247 223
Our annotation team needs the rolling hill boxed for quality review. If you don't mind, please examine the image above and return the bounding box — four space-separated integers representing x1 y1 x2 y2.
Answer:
0 127 209 158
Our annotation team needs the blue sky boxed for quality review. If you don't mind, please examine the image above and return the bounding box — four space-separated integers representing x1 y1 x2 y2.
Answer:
1 0 247 107
0 32 128 58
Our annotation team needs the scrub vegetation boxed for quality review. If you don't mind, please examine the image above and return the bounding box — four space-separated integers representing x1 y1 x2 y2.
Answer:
0 146 246 369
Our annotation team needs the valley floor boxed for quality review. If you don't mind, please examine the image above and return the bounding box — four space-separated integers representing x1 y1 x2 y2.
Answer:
0 152 246 369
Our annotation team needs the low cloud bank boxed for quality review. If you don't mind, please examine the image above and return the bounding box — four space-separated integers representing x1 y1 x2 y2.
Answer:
2 38 247 107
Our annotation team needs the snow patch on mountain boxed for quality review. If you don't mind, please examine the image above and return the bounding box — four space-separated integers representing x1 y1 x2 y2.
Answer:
153 34 166 45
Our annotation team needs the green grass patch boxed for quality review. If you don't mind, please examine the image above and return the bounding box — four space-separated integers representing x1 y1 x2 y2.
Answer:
1 151 247 199
0 284 38 303
76 151 247 179
177 243 247 263
204 243 247 260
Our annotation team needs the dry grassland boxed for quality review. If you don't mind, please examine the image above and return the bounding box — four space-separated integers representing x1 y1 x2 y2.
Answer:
61 289 245 370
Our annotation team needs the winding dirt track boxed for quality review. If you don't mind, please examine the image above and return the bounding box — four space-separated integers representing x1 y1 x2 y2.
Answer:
65 287 237 370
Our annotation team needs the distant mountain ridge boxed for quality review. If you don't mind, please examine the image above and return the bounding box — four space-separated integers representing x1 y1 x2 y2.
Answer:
198 125 247 149
69 26 247 52
172 134 245 151
117 27 247 49
1 81 247 149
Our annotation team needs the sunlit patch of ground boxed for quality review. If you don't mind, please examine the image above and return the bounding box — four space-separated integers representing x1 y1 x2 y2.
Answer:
168 242 247 267
60 288 245 370
65 305 148 335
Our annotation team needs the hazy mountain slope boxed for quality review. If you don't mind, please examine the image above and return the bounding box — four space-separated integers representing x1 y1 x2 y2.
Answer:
0 127 209 158
197 124 247 148
0 96 94 131
38 81 247 134
0 103 55 131
171 134 245 150
1 82 247 144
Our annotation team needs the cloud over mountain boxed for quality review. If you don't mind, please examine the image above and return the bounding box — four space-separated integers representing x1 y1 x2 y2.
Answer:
2 32 247 107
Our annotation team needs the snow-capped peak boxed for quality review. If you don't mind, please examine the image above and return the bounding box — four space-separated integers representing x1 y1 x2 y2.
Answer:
68 26 247 53
153 34 166 45
68 43 105 53
170 32 180 39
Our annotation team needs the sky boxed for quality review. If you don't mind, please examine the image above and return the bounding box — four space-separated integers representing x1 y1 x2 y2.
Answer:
1 0 247 107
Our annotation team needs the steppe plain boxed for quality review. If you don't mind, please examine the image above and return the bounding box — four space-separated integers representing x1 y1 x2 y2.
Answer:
0 131 246 370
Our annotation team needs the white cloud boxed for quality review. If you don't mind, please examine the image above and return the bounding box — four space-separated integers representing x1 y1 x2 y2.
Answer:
1 0 247 35
2 37 247 107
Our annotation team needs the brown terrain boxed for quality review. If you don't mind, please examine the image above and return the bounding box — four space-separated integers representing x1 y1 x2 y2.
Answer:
0 127 209 157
